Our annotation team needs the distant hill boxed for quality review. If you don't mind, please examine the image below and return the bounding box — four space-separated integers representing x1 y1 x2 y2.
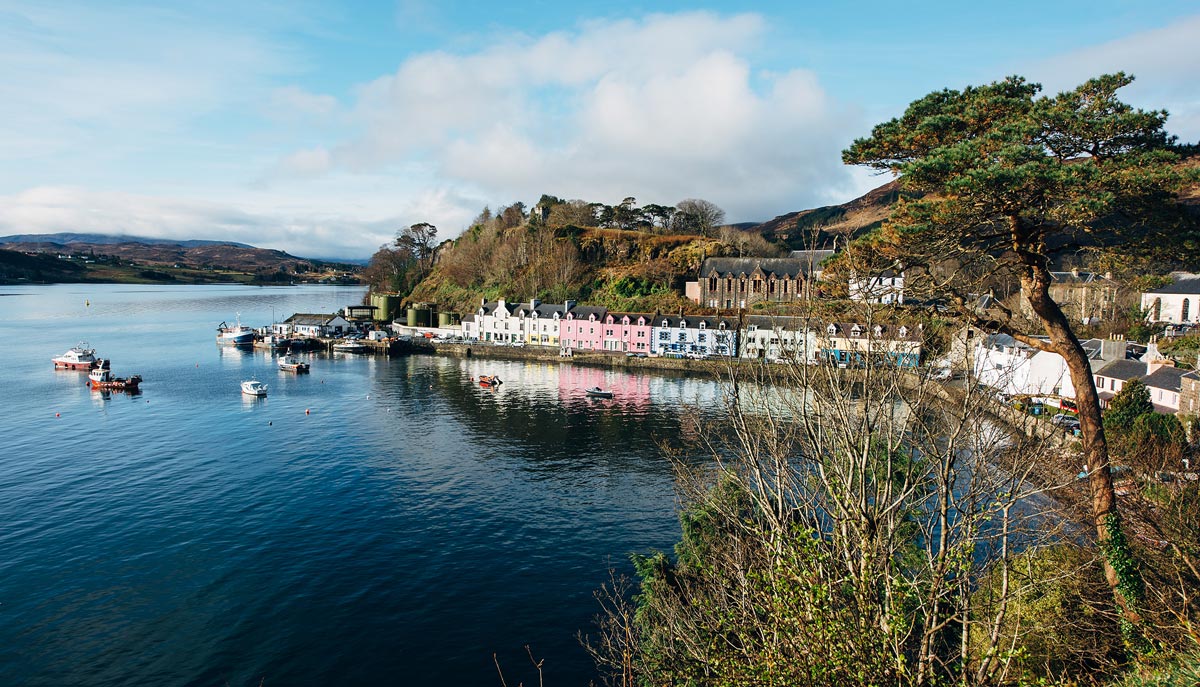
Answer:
746 179 907 250
0 249 88 283
0 234 361 284
0 232 254 249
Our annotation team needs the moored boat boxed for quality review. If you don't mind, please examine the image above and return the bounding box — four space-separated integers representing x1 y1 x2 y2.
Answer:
217 315 255 346
278 357 310 373
585 387 613 399
241 379 268 396
332 341 368 353
478 375 502 388
53 342 99 370
88 359 142 390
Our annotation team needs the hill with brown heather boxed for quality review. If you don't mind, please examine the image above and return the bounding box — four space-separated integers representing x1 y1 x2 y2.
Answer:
748 179 906 250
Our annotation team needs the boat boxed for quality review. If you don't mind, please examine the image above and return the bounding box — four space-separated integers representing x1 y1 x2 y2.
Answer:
585 387 613 399
332 340 368 353
478 375 502 388
217 315 255 346
53 342 99 369
255 335 293 350
241 379 268 396
87 359 142 390
278 357 310 373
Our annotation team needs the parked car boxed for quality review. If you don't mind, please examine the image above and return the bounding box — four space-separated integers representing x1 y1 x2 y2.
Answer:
1051 413 1081 430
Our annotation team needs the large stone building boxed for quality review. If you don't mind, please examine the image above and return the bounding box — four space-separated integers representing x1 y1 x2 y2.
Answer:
1021 270 1118 324
697 255 831 309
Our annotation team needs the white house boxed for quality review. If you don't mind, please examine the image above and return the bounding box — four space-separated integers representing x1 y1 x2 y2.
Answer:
650 315 738 358
974 335 1126 406
740 315 819 363
849 267 905 305
1141 272 1200 325
281 313 354 338
469 299 523 343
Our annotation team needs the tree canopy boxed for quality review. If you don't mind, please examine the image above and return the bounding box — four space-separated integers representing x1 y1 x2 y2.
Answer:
843 72 1197 636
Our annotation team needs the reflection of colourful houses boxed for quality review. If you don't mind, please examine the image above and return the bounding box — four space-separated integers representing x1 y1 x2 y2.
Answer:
560 306 608 352
601 313 654 353
650 315 738 358
557 364 652 409
819 322 921 369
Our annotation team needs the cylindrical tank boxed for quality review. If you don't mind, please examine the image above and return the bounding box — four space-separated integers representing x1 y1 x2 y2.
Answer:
437 312 460 327
370 293 401 321
407 307 433 327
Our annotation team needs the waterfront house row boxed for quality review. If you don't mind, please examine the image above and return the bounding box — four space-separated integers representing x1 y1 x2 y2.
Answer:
456 298 921 365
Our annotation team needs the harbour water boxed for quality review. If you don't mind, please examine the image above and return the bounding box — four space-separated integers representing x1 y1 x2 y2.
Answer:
0 284 725 686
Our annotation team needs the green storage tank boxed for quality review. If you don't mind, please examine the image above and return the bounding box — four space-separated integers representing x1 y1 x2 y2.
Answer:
407 307 433 327
437 312 460 327
370 293 401 321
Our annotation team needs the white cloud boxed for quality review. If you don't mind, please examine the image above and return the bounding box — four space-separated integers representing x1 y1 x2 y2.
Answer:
1029 14 1200 142
278 11 860 223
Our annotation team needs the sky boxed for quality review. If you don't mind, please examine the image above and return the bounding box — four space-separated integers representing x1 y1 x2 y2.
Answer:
1 1 1198 259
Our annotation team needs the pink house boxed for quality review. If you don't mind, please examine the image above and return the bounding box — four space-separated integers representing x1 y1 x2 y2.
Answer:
602 312 654 353
560 306 608 352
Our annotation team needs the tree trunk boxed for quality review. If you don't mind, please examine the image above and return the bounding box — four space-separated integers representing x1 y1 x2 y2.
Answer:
1017 248 1139 623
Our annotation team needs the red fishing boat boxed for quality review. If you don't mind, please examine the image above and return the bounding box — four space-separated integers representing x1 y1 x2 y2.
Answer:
88 359 142 391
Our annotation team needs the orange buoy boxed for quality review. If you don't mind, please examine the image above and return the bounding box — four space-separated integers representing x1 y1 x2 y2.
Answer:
305 408 311 415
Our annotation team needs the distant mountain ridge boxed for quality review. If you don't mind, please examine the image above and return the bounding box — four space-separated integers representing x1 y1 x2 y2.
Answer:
0 232 254 249
1 233 361 283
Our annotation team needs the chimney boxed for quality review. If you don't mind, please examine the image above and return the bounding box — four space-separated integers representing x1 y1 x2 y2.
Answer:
1143 336 1173 374
530 298 540 310
1100 335 1128 362
1071 267 1080 278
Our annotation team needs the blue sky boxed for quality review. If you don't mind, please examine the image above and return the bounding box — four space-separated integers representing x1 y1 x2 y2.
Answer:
2 1 1198 258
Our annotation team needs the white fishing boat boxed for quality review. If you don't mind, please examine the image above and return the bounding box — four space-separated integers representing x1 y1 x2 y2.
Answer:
217 315 255 346
332 340 368 353
241 379 268 397
53 342 99 369
584 387 613 399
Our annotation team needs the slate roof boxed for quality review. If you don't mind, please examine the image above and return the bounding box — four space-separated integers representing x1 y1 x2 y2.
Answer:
1146 273 1200 295
512 302 569 318
787 249 836 266
701 257 824 279
604 312 653 324
743 314 815 330
566 305 608 320
821 322 920 341
284 313 339 326
651 315 737 329
1143 366 1188 393
1094 359 1147 381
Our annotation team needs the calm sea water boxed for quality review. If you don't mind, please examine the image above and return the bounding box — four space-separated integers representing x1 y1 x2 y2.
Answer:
0 284 722 686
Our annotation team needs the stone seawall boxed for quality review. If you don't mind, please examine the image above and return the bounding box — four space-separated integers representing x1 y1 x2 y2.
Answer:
429 343 728 376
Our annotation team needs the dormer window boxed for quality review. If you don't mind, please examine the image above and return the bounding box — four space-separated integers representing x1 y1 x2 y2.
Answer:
873 325 882 337
699 321 706 330
851 325 862 336
827 324 837 335
898 326 908 337
662 319 669 328
718 322 726 330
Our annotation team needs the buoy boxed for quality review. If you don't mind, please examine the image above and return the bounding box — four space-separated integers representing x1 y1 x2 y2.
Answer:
269 421 273 426
305 408 310 415
55 412 61 417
